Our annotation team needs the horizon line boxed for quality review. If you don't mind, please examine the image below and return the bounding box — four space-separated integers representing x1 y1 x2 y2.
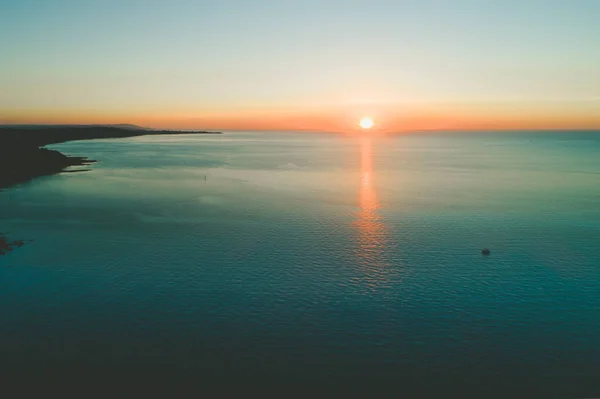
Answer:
2 123 599 134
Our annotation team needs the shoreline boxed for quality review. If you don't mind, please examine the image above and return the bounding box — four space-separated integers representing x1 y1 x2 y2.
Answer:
0 233 29 255
0 125 221 190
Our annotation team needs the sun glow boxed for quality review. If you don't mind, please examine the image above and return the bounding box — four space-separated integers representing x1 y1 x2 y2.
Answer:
359 117 374 130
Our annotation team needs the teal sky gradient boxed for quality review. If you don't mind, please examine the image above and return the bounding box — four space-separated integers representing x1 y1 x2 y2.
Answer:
1 0 599 129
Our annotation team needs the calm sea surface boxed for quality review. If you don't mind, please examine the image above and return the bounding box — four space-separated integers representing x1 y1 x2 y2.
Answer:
1 131 599 393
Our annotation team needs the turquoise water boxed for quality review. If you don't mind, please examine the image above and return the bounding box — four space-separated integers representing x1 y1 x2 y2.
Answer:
1 131 599 394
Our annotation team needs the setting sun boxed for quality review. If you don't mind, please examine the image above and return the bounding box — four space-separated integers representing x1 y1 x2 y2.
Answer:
359 117 374 129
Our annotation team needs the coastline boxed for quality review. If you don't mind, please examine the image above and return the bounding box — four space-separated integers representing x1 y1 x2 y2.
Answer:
0 125 221 255
0 125 221 190
0 233 28 255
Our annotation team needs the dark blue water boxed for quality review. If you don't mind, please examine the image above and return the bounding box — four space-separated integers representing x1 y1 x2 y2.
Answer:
1 131 599 394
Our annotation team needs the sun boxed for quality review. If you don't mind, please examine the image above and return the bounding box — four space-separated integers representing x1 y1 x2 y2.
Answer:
359 117 374 129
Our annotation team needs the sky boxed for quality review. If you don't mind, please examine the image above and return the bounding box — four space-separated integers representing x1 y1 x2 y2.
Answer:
1 0 599 131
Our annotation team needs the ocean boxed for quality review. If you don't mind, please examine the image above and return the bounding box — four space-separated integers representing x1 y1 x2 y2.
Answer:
1 131 599 394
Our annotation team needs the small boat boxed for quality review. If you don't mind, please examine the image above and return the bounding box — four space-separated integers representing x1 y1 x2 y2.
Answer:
482 248 491 256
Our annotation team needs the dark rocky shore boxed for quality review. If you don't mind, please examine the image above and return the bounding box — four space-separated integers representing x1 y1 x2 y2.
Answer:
0 125 221 190
0 233 29 255
0 125 220 255
0 145 97 189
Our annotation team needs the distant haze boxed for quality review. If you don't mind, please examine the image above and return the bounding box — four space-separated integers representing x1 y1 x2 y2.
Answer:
1 0 599 131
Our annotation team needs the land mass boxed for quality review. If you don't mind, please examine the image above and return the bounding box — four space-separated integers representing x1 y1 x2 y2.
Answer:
0 125 221 190
0 233 29 255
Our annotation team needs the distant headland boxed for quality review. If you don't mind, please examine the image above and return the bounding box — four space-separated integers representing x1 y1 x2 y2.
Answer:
0 124 221 190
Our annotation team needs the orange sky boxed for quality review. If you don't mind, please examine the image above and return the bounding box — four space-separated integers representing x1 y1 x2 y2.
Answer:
3 1 600 133
3 104 599 133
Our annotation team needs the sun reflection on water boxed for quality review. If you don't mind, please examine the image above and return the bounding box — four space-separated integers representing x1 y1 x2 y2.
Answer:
353 135 391 289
